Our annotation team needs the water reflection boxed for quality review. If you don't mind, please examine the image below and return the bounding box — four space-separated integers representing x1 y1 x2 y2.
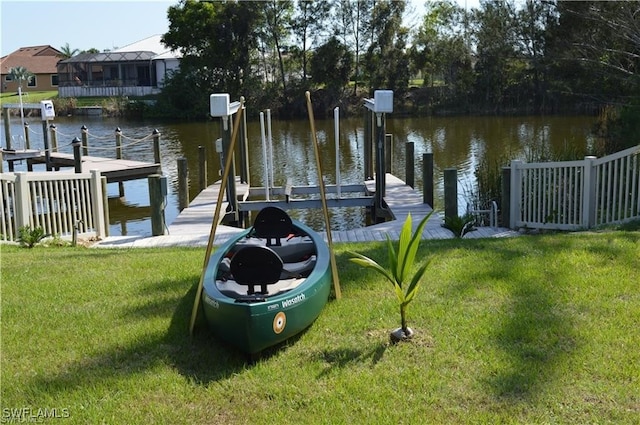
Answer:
1 114 597 236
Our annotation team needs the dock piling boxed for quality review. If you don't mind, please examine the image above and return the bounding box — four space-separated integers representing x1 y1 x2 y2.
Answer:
115 128 125 198
42 121 52 171
406 141 415 189
81 125 89 156
423 153 434 206
178 157 189 211
444 168 458 220
385 133 393 173
198 145 207 193
24 122 31 150
49 124 58 153
152 129 161 167
72 137 82 173
148 174 167 236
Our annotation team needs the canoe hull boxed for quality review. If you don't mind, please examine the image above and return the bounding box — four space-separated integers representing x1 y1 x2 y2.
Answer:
201 221 331 354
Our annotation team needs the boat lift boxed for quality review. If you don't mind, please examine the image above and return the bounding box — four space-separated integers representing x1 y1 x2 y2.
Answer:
208 91 394 227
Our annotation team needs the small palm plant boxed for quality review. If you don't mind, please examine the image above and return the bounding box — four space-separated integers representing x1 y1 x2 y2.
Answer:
442 213 476 238
17 225 48 248
349 211 433 343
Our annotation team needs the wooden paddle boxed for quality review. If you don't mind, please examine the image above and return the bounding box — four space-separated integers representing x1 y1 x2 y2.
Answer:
189 97 245 336
305 91 342 299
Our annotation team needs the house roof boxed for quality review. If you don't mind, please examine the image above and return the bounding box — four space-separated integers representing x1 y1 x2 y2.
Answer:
58 34 181 65
61 51 157 64
114 34 181 60
0 45 63 75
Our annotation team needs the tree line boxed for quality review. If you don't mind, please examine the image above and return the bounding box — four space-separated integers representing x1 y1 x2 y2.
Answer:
154 0 640 123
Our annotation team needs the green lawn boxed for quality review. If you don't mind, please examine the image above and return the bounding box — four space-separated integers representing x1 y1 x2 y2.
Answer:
1 231 639 424
0 90 58 105
1 91 153 109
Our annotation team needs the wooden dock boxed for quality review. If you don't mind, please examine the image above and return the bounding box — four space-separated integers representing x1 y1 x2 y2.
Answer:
94 173 519 248
2 149 160 183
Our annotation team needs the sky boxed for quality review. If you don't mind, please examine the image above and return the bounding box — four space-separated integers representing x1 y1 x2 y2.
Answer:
1 0 480 58
1 0 174 57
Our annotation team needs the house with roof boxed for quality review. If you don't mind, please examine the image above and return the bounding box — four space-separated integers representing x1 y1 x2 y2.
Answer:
1 45 63 93
57 35 181 98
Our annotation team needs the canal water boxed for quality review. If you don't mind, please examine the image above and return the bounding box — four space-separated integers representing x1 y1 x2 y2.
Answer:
1 113 598 236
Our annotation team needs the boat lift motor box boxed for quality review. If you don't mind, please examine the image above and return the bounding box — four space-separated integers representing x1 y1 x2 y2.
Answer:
373 90 393 113
363 90 394 114
40 100 55 120
210 94 231 117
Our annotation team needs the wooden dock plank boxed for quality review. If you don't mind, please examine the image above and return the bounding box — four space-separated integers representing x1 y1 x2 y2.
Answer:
26 152 161 183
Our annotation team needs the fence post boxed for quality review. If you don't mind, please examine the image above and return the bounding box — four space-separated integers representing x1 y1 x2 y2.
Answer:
72 138 82 173
406 141 414 189
14 172 31 230
444 168 457 220
501 166 511 228
178 157 189 211
583 156 597 228
81 125 89 156
90 170 106 239
152 129 161 167
148 174 167 236
509 160 523 229
101 176 110 237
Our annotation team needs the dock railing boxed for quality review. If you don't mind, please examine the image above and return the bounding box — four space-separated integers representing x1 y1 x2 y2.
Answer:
0 170 106 242
510 144 640 230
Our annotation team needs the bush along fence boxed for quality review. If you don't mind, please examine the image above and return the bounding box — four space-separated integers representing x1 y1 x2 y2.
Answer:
0 170 107 242
507 144 640 231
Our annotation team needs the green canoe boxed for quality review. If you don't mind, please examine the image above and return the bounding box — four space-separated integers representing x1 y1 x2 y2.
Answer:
201 207 332 354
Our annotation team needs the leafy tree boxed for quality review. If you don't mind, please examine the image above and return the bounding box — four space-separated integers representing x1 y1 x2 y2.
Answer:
261 0 294 97
549 1 640 148
162 0 262 115
309 36 353 94
291 0 332 84
553 0 640 101
513 0 557 113
332 0 374 95
363 0 409 95
409 0 474 107
472 0 519 112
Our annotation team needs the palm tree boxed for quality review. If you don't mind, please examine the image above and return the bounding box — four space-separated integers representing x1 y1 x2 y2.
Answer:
59 43 79 59
8 66 34 91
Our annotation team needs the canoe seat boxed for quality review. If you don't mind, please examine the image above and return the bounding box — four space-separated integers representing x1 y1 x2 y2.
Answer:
230 245 283 295
252 206 293 247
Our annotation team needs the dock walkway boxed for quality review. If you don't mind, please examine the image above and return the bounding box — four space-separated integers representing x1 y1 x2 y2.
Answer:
95 174 518 249
1 149 160 183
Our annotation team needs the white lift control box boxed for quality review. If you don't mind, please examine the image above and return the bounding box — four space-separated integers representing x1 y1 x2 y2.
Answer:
40 100 55 120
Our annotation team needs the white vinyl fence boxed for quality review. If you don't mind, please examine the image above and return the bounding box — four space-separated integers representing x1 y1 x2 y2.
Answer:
510 145 640 230
0 170 106 242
